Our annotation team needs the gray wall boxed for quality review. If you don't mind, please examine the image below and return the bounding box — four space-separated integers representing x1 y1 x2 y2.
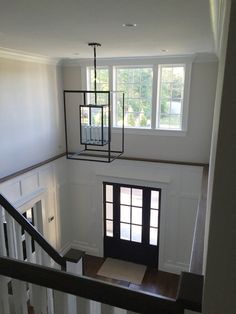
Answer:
0 57 65 178
203 1 236 313
62 59 218 164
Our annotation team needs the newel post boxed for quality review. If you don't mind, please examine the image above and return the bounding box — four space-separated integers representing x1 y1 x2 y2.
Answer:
64 249 85 314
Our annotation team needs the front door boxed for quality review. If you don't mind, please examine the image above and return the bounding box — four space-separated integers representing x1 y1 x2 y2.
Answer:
103 182 161 267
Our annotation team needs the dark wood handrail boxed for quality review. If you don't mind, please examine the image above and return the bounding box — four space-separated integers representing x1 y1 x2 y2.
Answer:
0 255 184 314
0 153 66 184
0 194 66 270
0 152 207 185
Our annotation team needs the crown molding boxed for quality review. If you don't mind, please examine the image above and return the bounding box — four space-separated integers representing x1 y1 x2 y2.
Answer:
61 54 195 67
61 53 218 67
0 47 61 65
193 53 218 63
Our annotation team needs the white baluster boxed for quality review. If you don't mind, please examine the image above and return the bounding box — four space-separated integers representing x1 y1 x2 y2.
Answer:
14 222 24 260
0 277 10 314
5 212 16 258
42 251 54 314
0 207 10 314
102 306 130 313
25 232 33 263
14 222 28 314
64 250 85 314
31 243 47 314
25 231 34 308
35 242 43 265
53 291 67 314
5 213 27 314
26 231 51 314
0 206 7 256
31 284 47 314
66 258 82 314
88 300 101 314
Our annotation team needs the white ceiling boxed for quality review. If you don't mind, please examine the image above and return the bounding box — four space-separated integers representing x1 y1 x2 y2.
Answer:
0 0 215 59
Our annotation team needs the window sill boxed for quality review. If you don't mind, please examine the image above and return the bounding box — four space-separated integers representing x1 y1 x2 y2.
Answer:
112 127 187 137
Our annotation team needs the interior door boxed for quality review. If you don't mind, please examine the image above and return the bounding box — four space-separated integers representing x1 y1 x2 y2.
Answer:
103 182 161 267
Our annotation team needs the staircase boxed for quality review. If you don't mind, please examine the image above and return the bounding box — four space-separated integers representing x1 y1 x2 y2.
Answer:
0 193 202 314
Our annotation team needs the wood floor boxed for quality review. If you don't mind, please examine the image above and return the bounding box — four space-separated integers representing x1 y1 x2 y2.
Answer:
83 255 180 299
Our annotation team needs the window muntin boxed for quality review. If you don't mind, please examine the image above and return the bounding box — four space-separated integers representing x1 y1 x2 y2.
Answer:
87 67 109 105
157 65 185 130
104 183 160 246
86 62 189 132
114 67 153 128
119 186 144 243
105 184 113 237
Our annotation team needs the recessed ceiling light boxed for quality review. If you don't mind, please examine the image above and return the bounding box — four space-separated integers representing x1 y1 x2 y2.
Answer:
122 23 137 27
160 49 168 52
74 52 80 56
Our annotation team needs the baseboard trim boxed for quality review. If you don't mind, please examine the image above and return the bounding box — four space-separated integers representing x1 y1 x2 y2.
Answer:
59 241 72 256
60 240 101 257
159 261 189 275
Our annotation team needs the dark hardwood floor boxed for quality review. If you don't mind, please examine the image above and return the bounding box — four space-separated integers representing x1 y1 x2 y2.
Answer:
83 255 180 299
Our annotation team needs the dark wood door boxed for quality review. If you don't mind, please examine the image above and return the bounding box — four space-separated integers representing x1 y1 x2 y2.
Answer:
103 182 161 267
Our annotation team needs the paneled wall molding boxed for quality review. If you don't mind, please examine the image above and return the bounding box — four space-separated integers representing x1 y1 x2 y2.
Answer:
95 172 171 185
0 48 60 64
9 188 46 213
65 160 203 274
0 158 68 251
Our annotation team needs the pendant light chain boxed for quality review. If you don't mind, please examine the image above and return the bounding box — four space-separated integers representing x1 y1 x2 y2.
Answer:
94 45 97 93
88 42 101 104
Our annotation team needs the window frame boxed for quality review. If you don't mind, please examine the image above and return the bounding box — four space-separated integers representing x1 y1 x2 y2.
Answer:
87 66 110 92
113 64 154 129
83 57 192 135
156 63 187 131
103 182 161 246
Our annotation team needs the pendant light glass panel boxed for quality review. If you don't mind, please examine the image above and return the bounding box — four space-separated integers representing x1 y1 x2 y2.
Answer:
80 104 109 146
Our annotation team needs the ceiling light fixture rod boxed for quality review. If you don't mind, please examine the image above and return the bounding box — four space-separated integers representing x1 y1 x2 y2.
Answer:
88 42 101 102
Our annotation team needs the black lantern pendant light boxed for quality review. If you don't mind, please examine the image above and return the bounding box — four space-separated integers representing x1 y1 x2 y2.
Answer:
63 43 125 162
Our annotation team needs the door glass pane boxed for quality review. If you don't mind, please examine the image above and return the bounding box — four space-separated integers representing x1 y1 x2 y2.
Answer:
151 190 159 209
120 187 131 205
131 225 142 243
132 207 142 225
120 205 130 223
120 223 130 240
132 189 142 207
106 220 113 237
150 228 158 245
106 203 113 220
150 210 158 228
106 185 113 202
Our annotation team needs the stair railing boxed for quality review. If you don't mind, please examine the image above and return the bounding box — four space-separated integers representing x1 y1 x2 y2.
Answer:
0 255 185 314
0 193 66 270
0 193 69 314
0 193 203 314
